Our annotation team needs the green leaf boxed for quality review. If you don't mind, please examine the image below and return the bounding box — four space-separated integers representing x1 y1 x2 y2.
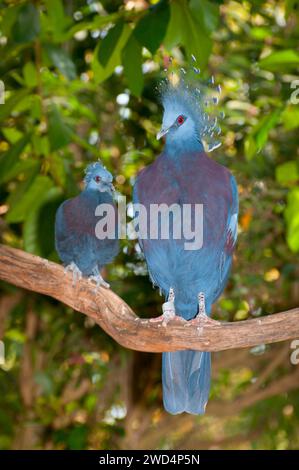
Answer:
23 61 38 88
276 161 299 186
163 3 182 50
244 135 256 161
1 127 23 144
245 109 281 160
0 88 29 123
48 106 72 151
98 20 124 67
92 24 131 84
6 175 54 223
32 135 50 157
6 165 40 211
24 187 62 256
5 329 26 343
250 27 271 41
281 105 299 131
63 12 119 41
6 166 39 208
0 134 31 184
45 44 77 80
122 34 143 97
67 426 88 450
45 0 68 40
187 0 214 67
0 159 39 186
285 0 299 18
285 187 299 253
23 207 42 256
189 0 219 33
164 0 212 69
0 4 22 37
12 3 40 43
255 109 281 151
48 153 67 187
259 50 299 71
134 1 170 55
30 95 42 121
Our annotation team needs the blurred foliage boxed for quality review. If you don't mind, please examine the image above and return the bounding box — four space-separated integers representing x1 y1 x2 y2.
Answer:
0 0 299 450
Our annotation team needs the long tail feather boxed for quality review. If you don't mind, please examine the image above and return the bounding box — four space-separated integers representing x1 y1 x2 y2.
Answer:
162 350 211 415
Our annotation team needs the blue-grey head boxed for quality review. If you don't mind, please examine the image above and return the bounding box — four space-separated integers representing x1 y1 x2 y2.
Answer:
157 77 222 154
84 162 114 193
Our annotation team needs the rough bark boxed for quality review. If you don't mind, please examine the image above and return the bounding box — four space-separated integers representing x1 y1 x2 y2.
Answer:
0 244 298 353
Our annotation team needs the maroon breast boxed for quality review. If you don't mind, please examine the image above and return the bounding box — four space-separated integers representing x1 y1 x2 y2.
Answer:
136 151 232 246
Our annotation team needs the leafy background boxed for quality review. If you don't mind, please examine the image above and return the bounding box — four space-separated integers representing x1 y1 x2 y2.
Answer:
0 0 299 450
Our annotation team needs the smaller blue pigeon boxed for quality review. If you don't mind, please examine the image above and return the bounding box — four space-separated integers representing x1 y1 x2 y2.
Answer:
55 162 119 288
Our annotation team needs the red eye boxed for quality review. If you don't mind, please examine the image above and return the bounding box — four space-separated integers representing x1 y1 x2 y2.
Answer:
94 175 101 183
177 115 185 125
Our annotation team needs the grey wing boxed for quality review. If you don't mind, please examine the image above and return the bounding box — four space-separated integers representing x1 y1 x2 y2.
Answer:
55 200 96 273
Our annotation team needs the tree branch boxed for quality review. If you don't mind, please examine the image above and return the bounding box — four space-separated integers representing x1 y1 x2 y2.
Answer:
0 244 298 353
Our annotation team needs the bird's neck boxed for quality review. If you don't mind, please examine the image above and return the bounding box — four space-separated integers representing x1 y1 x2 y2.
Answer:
85 189 115 208
83 188 105 201
83 187 99 196
164 134 204 157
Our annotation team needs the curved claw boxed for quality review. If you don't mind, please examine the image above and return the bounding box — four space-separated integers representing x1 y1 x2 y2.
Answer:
190 313 220 327
88 274 110 290
64 262 82 286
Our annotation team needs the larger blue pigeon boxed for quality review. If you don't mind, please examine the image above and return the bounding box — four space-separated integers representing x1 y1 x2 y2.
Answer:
133 78 238 415
55 162 119 288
